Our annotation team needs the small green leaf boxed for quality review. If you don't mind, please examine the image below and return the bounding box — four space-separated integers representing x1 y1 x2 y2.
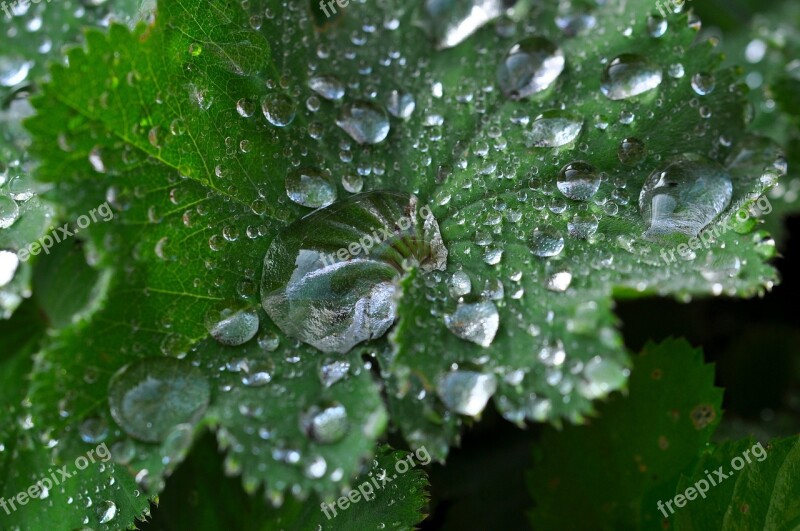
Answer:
527 338 723 530
674 436 800 530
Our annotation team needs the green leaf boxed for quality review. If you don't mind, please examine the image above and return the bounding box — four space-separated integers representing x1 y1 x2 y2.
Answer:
673 436 800 530
11 0 787 517
527 338 724 530
143 436 429 531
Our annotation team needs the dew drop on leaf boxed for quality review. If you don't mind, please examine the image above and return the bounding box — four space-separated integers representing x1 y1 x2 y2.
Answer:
617 137 648 166
301 403 349 444
420 0 508 49
557 161 600 200
525 110 583 148
639 154 733 238
261 192 447 353
386 89 415 119
444 301 499 347
261 93 296 127
205 307 260 346
497 37 565 100
336 101 390 144
436 370 497 416
108 358 211 442
0 194 20 229
285 167 337 208
600 54 663 100
529 227 565 257
308 75 345 101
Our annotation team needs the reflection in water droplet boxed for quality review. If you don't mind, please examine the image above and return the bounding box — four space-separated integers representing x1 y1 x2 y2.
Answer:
600 54 663 100
285 167 337 208
261 192 447 354
525 110 583 148
437 371 497 416
336 101 390 144
108 358 210 442
497 37 565 100
557 161 600 200
444 301 499 347
639 154 733 238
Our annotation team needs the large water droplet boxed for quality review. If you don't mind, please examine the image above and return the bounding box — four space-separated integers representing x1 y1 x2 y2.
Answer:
336 101 390 144
557 161 600 200
205 308 259 346
285 167 337 208
261 192 447 353
600 54 663 100
108 358 210 442
639 154 733 238
497 37 565 99
437 371 497 416
444 301 499 347
420 0 510 49
525 110 583 148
